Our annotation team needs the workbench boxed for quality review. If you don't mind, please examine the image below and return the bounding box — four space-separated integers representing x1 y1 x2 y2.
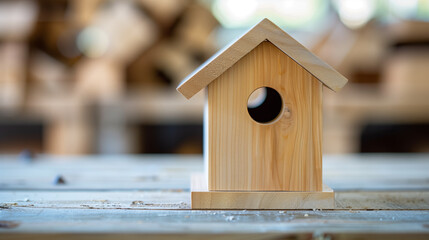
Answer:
1 154 429 239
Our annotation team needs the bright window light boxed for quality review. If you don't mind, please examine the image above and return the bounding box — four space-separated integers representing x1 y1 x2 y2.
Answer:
212 0 324 29
77 27 109 58
213 0 258 25
389 0 419 18
335 0 376 29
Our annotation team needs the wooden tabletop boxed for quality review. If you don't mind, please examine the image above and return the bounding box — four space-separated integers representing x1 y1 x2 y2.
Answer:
1 154 429 239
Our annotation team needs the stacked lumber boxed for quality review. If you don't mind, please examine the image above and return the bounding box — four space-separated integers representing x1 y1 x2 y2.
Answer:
382 20 429 101
127 1 218 90
322 19 429 154
0 0 218 154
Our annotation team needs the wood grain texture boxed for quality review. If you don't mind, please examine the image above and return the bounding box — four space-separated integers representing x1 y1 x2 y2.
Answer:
207 41 322 191
177 18 348 99
1 155 429 238
2 154 429 191
191 174 334 209
2 208 429 237
2 190 429 210
2 233 429 240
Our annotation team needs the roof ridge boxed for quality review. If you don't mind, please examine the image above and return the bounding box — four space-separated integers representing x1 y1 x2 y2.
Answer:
177 18 347 99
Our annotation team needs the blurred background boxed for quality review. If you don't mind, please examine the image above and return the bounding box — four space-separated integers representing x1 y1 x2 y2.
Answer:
0 0 428 156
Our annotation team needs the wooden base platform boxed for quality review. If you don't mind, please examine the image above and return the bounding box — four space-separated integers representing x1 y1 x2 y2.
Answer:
191 173 335 209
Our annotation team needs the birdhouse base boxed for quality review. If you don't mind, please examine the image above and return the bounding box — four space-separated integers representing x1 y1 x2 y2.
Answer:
190 173 335 210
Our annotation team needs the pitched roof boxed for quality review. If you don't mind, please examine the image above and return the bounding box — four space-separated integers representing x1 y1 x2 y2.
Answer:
177 18 348 99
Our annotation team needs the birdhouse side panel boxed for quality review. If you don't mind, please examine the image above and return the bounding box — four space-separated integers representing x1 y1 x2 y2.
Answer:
207 41 322 191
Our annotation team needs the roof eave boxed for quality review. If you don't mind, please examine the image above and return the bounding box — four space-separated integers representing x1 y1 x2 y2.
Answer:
177 18 348 99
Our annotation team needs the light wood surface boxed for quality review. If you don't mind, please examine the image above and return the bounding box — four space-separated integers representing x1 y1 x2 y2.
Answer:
1 154 429 191
207 41 322 191
1 208 429 240
177 18 348 99
1 190 428 210
1 154 429 239
191 174 334 209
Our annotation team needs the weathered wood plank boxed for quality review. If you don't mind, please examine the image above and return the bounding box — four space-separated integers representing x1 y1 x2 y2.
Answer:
335 191 429 210
1 208 428 234
0 155 201 190
1 190 429 210
0 191 191 210
0 154 429 238
0 233 311 240
324 154 429 191
1 233 429 240
0 154 428 191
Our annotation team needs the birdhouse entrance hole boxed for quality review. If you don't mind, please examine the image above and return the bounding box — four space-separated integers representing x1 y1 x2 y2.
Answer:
247 87 283 124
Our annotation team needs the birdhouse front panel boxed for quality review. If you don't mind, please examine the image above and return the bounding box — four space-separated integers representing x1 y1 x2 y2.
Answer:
206 40 323 192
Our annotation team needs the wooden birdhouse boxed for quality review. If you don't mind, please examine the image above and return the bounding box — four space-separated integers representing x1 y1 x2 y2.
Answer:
177 18 348 209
